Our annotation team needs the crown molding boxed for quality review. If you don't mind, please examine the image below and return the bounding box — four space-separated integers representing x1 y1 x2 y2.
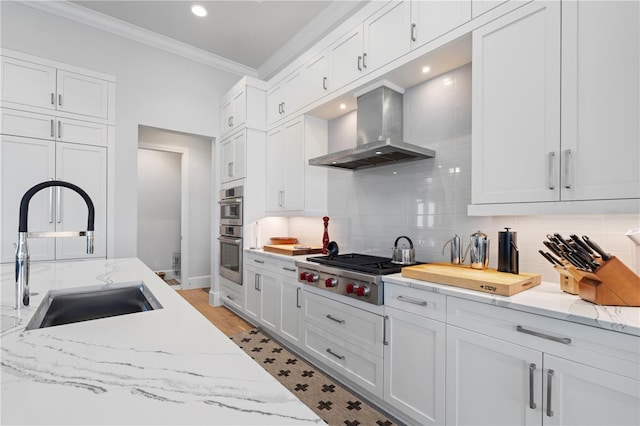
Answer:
257 0 367 80
16 0 258 78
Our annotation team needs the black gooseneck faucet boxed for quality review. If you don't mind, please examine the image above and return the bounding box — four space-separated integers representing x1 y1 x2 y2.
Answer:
15 180 95 309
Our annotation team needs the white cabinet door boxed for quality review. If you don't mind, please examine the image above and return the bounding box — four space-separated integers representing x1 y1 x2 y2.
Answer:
57 117 108 147
471 1 561 204
230 87 246 130
411 0 471 48
446 325 543 426
1 57 56 110
220 97 233 136
56 70 109 120
283 68 304 118
259 271 280 335
363 1 411 72
560 0 640 201
220 131 245 183
303 52 329 105
266 82 284 125
329 24 365 91
55 143 107 259
543 354 640 426
0 136 56 263
280 278 302 346
244 266 260 322
384 306 446 425
1 109 55 140
265 117 305 212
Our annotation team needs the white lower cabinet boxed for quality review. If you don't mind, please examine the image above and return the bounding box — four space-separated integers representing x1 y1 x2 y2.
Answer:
280 275 303 346
446 297 640 426
383 284 446 425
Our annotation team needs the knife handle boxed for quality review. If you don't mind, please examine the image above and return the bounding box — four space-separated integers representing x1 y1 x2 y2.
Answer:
582 236 611 261
570 234 594 255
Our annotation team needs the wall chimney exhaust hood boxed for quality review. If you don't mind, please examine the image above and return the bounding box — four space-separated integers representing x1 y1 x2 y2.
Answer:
309 84 435 170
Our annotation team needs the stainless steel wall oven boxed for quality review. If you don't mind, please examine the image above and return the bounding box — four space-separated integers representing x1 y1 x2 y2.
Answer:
218 186 243 285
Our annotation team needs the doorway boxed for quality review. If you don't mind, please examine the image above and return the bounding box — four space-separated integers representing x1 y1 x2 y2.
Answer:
137 125 213 290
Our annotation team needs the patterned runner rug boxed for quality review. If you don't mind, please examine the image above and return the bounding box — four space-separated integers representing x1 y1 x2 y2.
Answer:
230 328 399 426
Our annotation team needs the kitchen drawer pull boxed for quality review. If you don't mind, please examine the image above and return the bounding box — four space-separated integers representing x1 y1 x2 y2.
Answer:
411 23 417 42
51 93 55 105
322 76 327 90
563 149 572 189
326 314 345 324
50 119 55 138
58 120 62 138
253 259 265 264
383 315 389 345
228 162 234 177
546 370 554 417
58 94 62 107
281 102 285 115
547 151 556 190
282 267 296 272
362 52 367 69
230 116 234 127
296 287 301 308
326 348 345 360
529 363 537 409
516 326 571 345
357 55 362 71
397 295 428 306
255 273 261 291
226 294 235 301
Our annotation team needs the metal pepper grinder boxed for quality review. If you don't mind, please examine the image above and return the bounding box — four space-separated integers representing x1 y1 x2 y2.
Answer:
322 216 330 254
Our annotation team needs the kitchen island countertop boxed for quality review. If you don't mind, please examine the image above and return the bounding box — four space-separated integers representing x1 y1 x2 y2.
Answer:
384 273 640 337
0 257 323 425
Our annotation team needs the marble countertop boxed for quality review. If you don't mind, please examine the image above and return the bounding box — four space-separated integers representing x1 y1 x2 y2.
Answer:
1 258 323 425
384 274 640 337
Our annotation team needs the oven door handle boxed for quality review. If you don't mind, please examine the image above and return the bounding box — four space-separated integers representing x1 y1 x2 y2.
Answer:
218 198 242 205
218 236 242 244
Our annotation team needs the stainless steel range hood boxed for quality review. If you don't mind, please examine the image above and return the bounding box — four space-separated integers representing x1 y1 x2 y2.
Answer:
309 85 435 170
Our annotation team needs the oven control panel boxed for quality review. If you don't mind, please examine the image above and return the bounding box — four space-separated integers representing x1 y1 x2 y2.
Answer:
298 268 381 305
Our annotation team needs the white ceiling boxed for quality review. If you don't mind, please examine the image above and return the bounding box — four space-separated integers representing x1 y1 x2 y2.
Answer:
68 0 366 79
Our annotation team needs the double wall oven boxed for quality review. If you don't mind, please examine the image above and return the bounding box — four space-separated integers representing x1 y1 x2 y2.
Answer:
218 186 243 285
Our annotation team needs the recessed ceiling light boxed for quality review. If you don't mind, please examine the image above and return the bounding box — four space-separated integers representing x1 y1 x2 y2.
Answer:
191 5 207 17
422 66 431 74
375 151 383 155
339 103 346 110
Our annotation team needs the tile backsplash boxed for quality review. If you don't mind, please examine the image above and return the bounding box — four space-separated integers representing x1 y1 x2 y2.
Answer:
259 63 640 282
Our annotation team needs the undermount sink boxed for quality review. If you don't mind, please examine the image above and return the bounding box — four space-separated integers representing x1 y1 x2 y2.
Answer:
25 281 163 330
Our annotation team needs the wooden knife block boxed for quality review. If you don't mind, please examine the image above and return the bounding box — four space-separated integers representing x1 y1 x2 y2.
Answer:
568 257 640 306
554 264 580 295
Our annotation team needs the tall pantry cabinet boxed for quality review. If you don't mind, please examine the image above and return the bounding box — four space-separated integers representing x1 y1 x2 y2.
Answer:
0 49 114 263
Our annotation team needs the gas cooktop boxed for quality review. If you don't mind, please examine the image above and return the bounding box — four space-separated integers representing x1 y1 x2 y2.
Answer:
307 253 403 275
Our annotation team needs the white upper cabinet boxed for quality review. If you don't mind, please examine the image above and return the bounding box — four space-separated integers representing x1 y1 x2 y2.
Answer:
302 51 329 107
410 1 471 48
363 1 411 73
220 130 246 184
560 0 639 201
220 86 246 136
471 1 561 204
1 54 113 122
220 76 265 136
328 24 365 92
471 0 639 209
266 67 304 126
471 0 508 18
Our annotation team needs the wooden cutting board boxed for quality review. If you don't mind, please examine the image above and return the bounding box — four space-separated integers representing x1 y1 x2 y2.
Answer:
401 263 541 296
263 244 323 256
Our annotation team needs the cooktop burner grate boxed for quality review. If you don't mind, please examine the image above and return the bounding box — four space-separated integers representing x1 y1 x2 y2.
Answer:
307 254 402 275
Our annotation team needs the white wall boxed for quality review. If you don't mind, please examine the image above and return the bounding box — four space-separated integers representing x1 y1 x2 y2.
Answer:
0 1 239 259
324 63 640 282
138 126 213 288
137 148 181 273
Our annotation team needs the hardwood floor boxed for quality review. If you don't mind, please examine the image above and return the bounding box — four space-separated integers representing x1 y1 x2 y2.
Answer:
176 288 254 336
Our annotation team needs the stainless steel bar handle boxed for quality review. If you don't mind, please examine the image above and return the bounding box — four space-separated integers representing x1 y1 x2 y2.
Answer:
228 117 232 127
548 152 556 190
397 295 428 306
282 267 296 272
383 315 389 345
228 162 233 177
411 23 417 42
50 120 55 138
296 287 301 308
362 52 367 69
56 187 61 223
51 93 55 105
230 116 234 127
281 102 285 114
326 348 345 360
49 178 54 223
227 294 235 301
326 314 345 324
253 259 265 264
517 325 571 345
546 370 554 417
57 120 62 139
529 363 537 409
357 55 362 71
254 273 261 291
58 94 62 107
563 149 572 189
322 77 327 90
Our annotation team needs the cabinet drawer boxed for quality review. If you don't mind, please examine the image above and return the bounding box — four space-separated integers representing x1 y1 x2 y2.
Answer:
447 297 640 379
384 283 446 321
221 283 244 313
304 291 383 357
304 322 383 398
245 252 297 279
1 109 54 140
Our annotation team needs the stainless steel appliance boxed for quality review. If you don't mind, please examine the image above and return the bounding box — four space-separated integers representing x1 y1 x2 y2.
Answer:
218 186 243 284
295 254 405 306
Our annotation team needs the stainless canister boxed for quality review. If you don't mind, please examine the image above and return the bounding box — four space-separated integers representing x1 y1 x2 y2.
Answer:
443 234 462 264
465 230 490 269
